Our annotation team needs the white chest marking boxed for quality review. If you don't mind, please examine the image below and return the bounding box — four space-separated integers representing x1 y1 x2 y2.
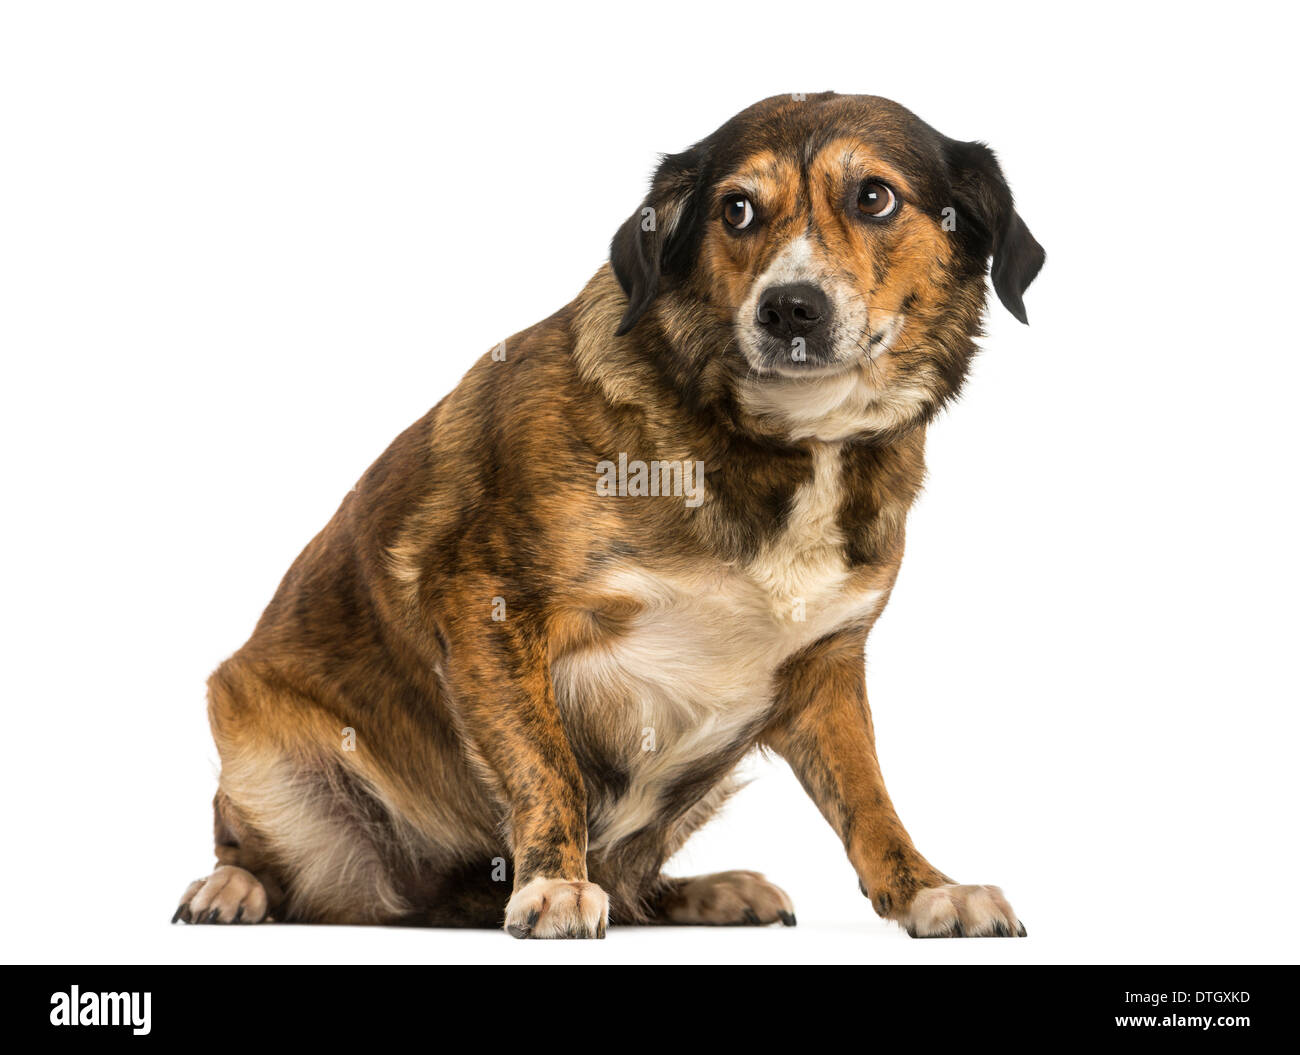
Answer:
553 444 885 846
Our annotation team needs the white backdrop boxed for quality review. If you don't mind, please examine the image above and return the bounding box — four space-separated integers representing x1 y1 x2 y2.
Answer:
2 0 1296 965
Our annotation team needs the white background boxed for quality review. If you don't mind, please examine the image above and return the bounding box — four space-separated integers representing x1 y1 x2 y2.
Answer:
2 0 1296 966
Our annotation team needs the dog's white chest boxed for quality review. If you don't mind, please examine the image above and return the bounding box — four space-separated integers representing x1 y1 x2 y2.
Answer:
553 444 884 846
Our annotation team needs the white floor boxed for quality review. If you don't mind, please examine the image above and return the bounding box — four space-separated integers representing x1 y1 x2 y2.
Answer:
17 757 1291 966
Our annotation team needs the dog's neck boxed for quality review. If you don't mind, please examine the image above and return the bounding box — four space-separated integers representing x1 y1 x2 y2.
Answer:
570 265 928 572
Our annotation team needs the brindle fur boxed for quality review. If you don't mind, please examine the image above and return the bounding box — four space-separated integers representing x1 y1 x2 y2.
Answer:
175 93 1043 937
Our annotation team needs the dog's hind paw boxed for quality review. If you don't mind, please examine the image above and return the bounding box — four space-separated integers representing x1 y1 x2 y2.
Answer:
659 870 796 926
172 865 269 924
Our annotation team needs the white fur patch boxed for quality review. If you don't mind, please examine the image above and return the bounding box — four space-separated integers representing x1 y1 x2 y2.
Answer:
553 443 884 847
737 349 932 442
219 753 411 923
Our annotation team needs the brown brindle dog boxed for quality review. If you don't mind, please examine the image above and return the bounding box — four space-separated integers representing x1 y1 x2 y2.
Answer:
174 92 1044 938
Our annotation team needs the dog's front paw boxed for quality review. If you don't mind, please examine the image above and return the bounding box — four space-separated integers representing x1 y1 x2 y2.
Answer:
504 877 609 939
898 883 1025 938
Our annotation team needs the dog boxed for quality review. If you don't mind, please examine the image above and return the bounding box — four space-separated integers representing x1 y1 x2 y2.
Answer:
174 92 1044 938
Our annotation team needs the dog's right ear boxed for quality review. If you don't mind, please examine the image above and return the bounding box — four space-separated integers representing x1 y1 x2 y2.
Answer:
610 147 704 337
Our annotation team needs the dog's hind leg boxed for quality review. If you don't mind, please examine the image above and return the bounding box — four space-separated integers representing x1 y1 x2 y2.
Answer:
171 791 282 924
173 867 269 925
176 747 418 926
174 665 414 926
174 754 416 926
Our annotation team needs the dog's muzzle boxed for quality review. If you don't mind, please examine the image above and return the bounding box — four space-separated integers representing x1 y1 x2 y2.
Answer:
751 282 836 371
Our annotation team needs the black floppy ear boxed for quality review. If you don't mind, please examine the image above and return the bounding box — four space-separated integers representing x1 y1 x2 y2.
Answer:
944 140 1045 325
610 147 703 336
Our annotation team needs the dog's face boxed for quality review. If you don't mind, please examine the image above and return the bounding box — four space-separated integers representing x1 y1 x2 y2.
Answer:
610 94 1044 442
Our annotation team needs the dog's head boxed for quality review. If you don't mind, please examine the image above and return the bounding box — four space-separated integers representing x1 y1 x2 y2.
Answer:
610 93 1044 442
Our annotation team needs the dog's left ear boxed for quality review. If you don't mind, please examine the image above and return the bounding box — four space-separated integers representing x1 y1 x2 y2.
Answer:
610 147 704 337
944 140 1045 325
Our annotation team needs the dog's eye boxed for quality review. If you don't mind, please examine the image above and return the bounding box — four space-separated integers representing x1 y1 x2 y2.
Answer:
723 195 755 230
857 181 898 219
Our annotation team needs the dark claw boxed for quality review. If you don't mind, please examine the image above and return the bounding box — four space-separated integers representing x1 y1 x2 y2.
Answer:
506 908 541 939
779 911 796 927
206 908 221 924
950 919 965 938
742 908 761 926
1017 921 1027 937
233 905 244 924
171 904 187 924
992 920 1010 937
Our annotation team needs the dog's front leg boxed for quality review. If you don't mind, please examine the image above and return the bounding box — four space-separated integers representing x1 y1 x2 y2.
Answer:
765 630 1025 938
444 626 607 939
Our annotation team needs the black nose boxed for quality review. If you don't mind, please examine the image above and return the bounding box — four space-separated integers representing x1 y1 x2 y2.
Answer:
756 283 830 338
